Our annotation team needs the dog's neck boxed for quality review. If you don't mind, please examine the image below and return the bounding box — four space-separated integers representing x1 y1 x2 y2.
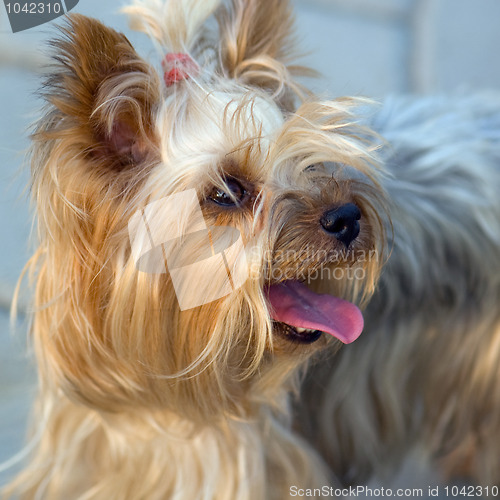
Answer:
10 387 330 500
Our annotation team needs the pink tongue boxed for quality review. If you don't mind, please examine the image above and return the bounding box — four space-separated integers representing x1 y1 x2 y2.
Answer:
266 281 363 344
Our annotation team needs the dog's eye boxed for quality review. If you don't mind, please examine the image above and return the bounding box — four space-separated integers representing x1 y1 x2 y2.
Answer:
209 179 247 207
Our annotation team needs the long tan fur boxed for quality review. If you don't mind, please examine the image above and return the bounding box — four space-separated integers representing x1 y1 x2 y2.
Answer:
3 1 386 498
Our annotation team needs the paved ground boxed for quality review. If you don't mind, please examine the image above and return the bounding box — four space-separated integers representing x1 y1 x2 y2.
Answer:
0 0 499 492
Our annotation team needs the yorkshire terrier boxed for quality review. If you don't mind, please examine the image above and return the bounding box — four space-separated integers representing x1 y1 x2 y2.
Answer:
3 0 387 498
301 94 500 491
6 0 498 498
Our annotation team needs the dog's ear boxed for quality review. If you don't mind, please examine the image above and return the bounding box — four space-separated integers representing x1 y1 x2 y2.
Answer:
39 14 160 170
218 0 311 102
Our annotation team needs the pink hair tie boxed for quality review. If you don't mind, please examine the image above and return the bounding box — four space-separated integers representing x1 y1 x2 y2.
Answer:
162 53 199 87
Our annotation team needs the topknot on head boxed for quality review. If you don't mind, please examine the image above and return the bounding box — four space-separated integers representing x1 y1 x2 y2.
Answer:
123 0 306 105
123 0 221 54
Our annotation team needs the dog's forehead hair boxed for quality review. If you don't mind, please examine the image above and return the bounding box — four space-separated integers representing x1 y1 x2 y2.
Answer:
155 85 285 183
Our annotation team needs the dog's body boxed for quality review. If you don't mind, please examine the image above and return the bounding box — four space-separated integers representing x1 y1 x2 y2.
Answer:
302 94 500 490
3 1 386 498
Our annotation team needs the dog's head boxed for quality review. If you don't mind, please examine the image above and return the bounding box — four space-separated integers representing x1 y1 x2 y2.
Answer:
31 0 386 422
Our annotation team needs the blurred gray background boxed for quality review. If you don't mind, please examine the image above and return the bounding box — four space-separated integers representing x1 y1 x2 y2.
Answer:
1 0 500 488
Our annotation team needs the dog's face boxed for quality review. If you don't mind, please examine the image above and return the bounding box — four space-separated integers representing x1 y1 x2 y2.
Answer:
32 6 386 423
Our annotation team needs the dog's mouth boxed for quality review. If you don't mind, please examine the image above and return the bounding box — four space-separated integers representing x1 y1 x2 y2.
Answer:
266 281 364 344
272 321 324 344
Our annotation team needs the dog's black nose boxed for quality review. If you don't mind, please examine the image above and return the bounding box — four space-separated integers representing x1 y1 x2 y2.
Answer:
320 203 361 247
